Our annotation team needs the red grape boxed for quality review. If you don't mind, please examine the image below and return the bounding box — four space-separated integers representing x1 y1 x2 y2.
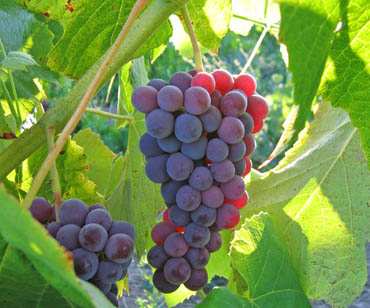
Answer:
212 69 234 95
246 94 269 120
233 74 257 96
191 72 216 94
252 119 264 134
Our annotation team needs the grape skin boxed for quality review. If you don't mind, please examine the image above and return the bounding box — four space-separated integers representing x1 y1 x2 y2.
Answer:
190 205 216 227
206 231 222 252
210 159 235 183
161 180 184 204
201 186 224 208
252 119 264 134
234 159 246 176
145 154 170 183
56 224 81 251
157 85 184 112
72 248 99 280
206 138 229 163
163 257 191 285
246 94 269 120
169 205 190 228
109 221 136 240
79 223 108 252
153 269 180 293
139 133 164 157
47 221 62 238
146 109 174 139
176 185 201 212
30 197 52 223
228 141 246 162
199 105 222 133
170 72 192 93
147 245 169 269
88 204 105 212
105 234 134 264
184 223 210 248
151 222 177 245
174 114 203 143
220 90 247 117
166 152 194 181
220 175 245 200
190 72 215 94
131 85 158 114
181 135 207 160
96 260 123 284
239 112 254 136
184 86 211 115
216 203 240 230
243 157 252 176
148 78 168 91
185 247 210 269
211 89 222 108
189 166 213 192
217 116 245 144
184 268 208 291
233 74 257 96
59 199 89 226
106 292 119 307
85 209 112 231
243 135 257 157
212 69 234 95
157 135 182 153
164 232 189 257
91 280 112 295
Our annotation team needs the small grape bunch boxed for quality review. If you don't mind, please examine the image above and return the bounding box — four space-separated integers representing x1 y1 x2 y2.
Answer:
132 69 269 293
29 198 135 306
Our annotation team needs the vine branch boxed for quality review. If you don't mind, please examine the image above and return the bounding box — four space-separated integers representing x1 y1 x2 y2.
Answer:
22 0 149 208
181 5 203 72
85 108 134 121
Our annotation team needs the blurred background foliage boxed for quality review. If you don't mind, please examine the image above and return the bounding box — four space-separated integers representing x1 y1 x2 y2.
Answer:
44 25 292 170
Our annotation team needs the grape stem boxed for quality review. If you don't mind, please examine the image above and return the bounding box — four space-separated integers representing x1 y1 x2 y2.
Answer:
0 37 22 129
240 26 269 74
85 107 134 121
232 14 279 30
22 0 149 209
199 289 206 299
181 5 204 72
105 74 116 103
46 127 62 219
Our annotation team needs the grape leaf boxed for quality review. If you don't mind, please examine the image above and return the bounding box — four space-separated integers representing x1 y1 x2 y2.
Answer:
186 0 232 53
319 0 370 170
197 288 251 308
0 191 114 308
270 0 343 160
15 0 173 79
230 213 311 307
106 112 163 258
244 102 370 307
1 51 38 71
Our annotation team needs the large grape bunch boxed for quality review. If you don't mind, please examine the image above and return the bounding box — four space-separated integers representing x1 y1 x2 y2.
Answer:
29 198 135 306
133 69 268 293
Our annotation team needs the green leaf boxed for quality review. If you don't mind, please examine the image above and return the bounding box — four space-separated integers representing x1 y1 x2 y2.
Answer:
196 288 251 308
230 213 311 306
275 0 343 156
1 51 38 71
117 61 134 125
244 102 370 307
319 0 370 170
163 285 195 308
15 0 173 79
73 128 116 196
0 191 114 308
186 0 232 53
106 112 163 257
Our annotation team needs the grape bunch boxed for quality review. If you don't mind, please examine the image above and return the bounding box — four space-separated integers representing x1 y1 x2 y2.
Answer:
29 198 135 306
132 69 269 293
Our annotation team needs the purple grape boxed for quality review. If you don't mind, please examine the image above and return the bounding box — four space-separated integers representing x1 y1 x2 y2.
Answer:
228 141 246 162
161 180 185 204
88 204 105 212
79 223 108 252
47 221 62 238
176 185 201 212
189 166 213 191
148 245 169 269
210 159 235 183
243 135 256 156
30 197 52 223
106 292 118 307
217 116 245 144
234 159 246 176
220 90 247 117
216 203 240 229
108 221 136 240
169 205 190 228
206 231 222 252
166 152 194 181
239 112 254 136
56 224 81 250
148 78 168 91
153 269 179 293
174 114 202 143
181 135 207 160
157 135 181 153
145 154 170 183
185 247 210 269
110 283 118 295
201 186 224 208
59 199 89 226
146 109 174 139
184 86 211 115
199 105 222 132
158 85 184 112
170 72 192 93
164 257 191 285
184 223 210 248
132 85 158 114
220 175 245 200
96 260 123 283
164 232 189 257
105 234 134 264
211 89 222 108
139 133 164 157
184 268 208 291
85 209 112 230
206 138 229 163
72 248 98 280
190 205 216 227
91 280 111 295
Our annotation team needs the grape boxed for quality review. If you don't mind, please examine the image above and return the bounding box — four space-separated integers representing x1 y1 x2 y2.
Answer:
199 105 222 133
163 208 170 223
181 135 207 160
190 205 216 227
187 69 197 77
121 258 132 271
186 247 210 269
243 135 257 157
88 203 105 212
106 292 118 307
85 209 112 231
252 119 264 134
212 69 234 95
91 280 112 295
184 223 210 248
105 234 134 264
225 191 249 210
109 221 136 240
170 72 192 93
209 223 222 232
246 94 269 120
184 86 211 115
233 74 257 96
49 206 56 222
139 133 164 157
228 141 246 162
217 116 245 144
234 159 246 176
110 284 118 295
145 154 170 183
169 205 190 227
163 257 191 285
151 222 177 245
206 138 229 163
59 199 89 226
176 185 201 211
131 86 159 114
211 89 222 108
157 135 181 153
243 157 252 176
239 112 254 136
161 180 184 204
216 203 240 229
220 175 245 200
210 159 235 183
157 85 184 112
153 269 179 293
30 197 52 223
220 90 247 117
72 248 98 280
190 72 215 94
79 223 108 252
147 245 169 269
146 109 174 139
47 221 62 238
164 232 189 257
166 152 194 181
189 166 213 191
201 186 224 208
184 268 208 291
148 78 168 91
205 231 222 252
56 224 81 250
174 114 202 143
96 260 123 283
